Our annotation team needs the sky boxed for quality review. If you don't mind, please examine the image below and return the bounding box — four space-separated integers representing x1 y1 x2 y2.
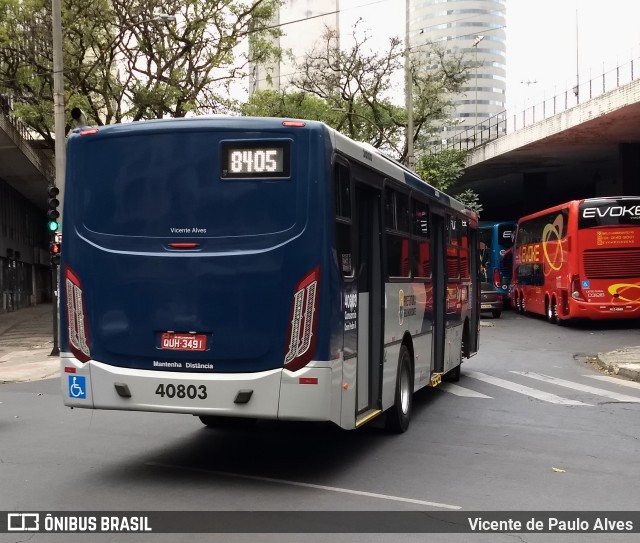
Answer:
338 0 640 113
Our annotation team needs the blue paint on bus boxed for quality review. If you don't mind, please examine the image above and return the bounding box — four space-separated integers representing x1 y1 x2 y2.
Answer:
60 118 338 373
479 221 516 300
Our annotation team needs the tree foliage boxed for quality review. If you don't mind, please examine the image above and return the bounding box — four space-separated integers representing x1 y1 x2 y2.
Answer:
0 0 282 150
284 19 471 162
416 149 483 215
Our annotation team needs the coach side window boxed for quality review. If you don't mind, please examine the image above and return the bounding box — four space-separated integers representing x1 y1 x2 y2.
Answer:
446 216 461 280
459 219 470 280
384 187 410 278
411 199 431 279
334 163 353 277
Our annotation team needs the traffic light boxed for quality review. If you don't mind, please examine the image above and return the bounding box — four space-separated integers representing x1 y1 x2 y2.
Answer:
47 185 60 233
50 236 61 266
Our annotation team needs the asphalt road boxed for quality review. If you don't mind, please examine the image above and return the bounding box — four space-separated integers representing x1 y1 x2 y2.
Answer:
1 310 639 543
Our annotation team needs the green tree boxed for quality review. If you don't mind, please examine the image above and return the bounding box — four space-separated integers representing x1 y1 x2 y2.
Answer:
241 89 340 124
0 0 282 150
285 19 471 163
416 149 483 215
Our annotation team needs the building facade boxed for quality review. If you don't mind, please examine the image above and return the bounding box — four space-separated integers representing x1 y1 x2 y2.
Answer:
249 0 339 93
0 179 51 312
408 0 507 138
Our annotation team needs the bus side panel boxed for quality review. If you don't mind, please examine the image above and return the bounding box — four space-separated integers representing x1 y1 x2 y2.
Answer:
383 282 434 403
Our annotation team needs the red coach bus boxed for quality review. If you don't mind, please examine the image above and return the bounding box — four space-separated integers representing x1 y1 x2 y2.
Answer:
511 196 640 323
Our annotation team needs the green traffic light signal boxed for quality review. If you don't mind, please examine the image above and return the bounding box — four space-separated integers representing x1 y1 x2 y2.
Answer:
48 220 59 232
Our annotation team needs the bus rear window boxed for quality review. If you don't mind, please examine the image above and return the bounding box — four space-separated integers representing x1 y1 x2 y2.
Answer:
578 198 640 228
74 132 298 238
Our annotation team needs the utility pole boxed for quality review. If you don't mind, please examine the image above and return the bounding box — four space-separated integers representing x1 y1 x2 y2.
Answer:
51 0 64 357
473 35 485 135
405 0 414 169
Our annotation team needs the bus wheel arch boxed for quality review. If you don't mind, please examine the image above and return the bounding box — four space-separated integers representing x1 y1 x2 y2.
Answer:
385 339 414 433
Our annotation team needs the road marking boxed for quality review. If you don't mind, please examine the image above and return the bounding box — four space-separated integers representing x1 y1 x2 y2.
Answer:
585 375 640 391
465 371 590 406
146 462 461 510
512 372 640 403
440 383 492 398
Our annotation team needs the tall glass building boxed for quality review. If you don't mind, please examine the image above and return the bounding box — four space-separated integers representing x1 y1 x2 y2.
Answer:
408 0 507 138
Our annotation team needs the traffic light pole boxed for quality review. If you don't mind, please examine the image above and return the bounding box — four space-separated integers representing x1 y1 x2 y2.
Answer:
50 261 60 356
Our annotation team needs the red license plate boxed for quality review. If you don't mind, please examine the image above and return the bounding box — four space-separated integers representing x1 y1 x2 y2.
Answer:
161 333 207 351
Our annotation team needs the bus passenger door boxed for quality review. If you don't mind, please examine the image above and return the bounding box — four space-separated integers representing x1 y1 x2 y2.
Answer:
431 212 446 374
355 184 383 415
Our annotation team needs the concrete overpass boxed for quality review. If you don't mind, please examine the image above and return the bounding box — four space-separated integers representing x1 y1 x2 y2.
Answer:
454 61 640 221
0 110 54 208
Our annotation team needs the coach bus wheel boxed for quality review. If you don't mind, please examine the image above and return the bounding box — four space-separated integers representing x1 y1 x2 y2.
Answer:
547 298 558 324
198 415 257 429
385 345 413 433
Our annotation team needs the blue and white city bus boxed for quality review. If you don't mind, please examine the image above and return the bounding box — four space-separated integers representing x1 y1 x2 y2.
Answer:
60 117 480 432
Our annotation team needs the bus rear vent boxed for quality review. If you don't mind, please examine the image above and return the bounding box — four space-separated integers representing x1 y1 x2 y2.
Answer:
583 249 640 279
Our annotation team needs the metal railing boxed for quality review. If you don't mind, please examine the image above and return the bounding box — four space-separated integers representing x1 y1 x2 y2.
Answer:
431 53 640 154
0 91 55 181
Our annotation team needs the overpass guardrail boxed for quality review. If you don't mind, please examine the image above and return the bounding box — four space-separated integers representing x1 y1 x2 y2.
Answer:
432 53 640 153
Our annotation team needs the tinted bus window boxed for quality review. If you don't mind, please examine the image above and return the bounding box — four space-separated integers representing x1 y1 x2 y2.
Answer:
578 198 640 228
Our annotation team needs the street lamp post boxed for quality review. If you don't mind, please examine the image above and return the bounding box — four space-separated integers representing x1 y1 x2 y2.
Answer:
472 35 484 140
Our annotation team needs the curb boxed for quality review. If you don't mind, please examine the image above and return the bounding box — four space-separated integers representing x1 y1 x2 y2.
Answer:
594 350 640 383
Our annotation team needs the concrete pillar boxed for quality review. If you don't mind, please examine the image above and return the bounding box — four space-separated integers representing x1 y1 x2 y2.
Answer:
619 143 640 195
522 172 548 215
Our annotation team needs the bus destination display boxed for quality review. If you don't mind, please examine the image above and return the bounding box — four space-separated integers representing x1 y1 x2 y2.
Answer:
221 142 290 178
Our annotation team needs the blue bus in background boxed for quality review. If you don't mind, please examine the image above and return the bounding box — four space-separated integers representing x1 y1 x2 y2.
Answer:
59 117 480 433
479 221 516 303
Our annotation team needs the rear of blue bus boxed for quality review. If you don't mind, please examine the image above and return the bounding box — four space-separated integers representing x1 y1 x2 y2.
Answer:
479 221 516 302
60 118 343 424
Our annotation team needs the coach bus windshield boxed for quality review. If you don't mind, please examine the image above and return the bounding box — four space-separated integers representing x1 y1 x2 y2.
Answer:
578 198 640 229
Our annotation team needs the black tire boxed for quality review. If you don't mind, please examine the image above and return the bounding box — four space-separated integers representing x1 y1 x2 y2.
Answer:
385 345 413 433
492 309 501 319
516 293 523 314
547 298 557 324
198 415 257 429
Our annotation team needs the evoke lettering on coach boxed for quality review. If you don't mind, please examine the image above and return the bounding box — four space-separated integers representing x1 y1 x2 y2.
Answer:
582 205 640 219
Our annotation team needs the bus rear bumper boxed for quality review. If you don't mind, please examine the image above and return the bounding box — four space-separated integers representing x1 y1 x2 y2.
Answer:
60 357 339 423
567 300 640 320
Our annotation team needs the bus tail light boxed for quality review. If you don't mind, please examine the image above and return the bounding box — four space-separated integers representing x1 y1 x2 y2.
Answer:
570 274 586 301
493 268 501 289
65 267 91 362
283 266 320 372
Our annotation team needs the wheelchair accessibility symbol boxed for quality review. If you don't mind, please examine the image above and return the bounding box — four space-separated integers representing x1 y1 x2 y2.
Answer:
68 375 87 399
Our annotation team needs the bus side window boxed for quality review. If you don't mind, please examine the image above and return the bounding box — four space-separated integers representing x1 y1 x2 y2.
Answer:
411 198 431 279
385 187 410 279
460 220 470 280
334 163 353 277
446 215 461 280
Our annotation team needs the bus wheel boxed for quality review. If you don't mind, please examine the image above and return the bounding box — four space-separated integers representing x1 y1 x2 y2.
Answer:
547 298 557 324
385 345 413 433
198 416 257 429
